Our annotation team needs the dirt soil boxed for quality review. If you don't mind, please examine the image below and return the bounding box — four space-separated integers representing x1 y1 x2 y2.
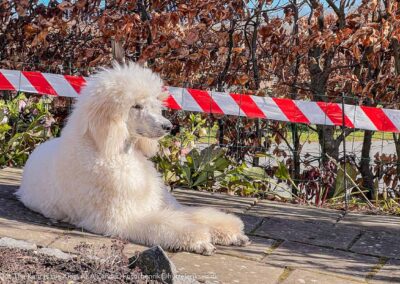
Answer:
0 242 158 284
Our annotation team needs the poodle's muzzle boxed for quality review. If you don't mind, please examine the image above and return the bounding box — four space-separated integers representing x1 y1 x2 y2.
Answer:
131 111 173 139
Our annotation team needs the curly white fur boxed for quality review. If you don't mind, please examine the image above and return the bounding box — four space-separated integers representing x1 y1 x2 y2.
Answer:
16 62 249 255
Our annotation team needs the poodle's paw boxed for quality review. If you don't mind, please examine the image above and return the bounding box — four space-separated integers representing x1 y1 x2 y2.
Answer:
183 224 215 255
213 232 250 246
193 241 216 256
208 214 249 246
233 234 251 246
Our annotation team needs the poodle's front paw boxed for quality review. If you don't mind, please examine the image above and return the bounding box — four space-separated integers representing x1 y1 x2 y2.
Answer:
208 214 250 246
184 225 215 255
193 241 216 255
233 234 251 246
213 232 250 246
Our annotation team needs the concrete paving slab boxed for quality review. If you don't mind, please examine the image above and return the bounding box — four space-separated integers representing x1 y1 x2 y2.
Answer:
350 231 400 259
0 218 62 247
0 167 22 186
216 236 274 261
173 188 258 204
170 252 284 284
0 184 18 200
2 167 400 284
339 212 400 234
172 189 257 214
47 230 125 255
281 269 365 284
123 242 150 256
38 247 72 260
263 241 379 281
235 213 263 233
48 228 152 259
246 200 342 224
0 237 37 250
255 218 361 249
0 186 74 229
369 259 400 284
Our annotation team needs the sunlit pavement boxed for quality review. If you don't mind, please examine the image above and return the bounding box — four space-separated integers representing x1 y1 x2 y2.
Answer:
0 167 399 283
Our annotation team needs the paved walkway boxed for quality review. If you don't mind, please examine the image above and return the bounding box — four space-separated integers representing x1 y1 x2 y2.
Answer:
0 167 399 284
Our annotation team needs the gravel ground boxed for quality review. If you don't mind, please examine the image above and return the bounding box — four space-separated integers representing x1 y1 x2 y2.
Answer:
0 243 157 284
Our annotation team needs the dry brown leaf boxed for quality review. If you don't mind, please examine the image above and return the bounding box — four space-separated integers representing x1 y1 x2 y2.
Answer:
31 30 49 47
352 45 361 61
237 74 249 86
76 0 87 9
183 31 199 45
168 39 181 49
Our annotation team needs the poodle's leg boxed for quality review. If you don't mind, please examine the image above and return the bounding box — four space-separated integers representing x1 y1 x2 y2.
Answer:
160 189 249 246
185 207 250 246
130 209 216 255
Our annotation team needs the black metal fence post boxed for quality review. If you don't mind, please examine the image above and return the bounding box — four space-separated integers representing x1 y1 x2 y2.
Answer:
341 93 349 210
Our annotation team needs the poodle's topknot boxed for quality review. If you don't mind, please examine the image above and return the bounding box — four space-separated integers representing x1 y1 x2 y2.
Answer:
81 61 164 105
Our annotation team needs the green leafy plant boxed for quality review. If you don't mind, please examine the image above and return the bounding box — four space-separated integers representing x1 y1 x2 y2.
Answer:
180 145 230 189
152 113 208 188
220 163 269 196
0 93 59 167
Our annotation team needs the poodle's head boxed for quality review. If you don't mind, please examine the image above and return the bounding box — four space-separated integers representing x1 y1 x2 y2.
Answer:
126 94 172 140
73 62 172 157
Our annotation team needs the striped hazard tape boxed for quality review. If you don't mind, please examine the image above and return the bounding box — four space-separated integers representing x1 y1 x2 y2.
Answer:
1 69 399 133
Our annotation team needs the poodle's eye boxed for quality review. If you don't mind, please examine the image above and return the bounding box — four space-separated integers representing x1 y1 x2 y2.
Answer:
132 104 143 110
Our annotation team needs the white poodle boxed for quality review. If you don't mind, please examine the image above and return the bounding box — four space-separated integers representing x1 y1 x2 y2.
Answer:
16 62 249 255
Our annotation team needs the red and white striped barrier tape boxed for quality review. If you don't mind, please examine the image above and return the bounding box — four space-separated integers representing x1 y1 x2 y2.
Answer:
1 69 400 133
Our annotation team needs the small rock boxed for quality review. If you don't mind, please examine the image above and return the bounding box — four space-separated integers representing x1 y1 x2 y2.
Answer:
38 247 72 260
0 237 37 250
128 246 180 284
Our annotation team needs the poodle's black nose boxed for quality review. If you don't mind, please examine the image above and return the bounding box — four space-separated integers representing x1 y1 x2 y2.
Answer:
162 122 172 131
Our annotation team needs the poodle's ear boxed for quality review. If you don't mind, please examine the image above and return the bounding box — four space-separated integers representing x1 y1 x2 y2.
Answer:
85 98 129 157
135 138 159 158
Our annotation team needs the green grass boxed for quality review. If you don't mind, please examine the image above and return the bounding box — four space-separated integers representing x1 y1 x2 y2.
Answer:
286 130 395 143
196 125 396 144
